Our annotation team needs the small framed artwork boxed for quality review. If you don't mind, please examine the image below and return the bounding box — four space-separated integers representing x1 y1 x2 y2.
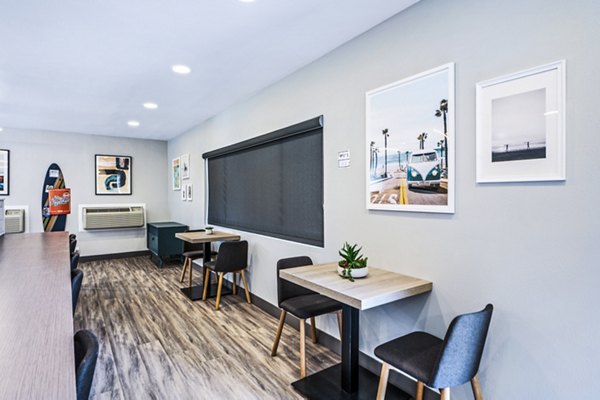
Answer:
476 60 566 182
366 63 455 213
181 183 187 200
187 184 193 201
0 149 9 195
95 155 132 195
181 154 190 180
172 157 181 190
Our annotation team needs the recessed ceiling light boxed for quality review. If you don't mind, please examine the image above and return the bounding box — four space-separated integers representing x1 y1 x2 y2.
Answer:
172 64 191 74
143 102 158 110
0 127 3 132
127 120 140 127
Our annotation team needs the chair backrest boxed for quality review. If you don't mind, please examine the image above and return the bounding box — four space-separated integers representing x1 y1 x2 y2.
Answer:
183 229 205 253
70 238 77 257
74 330 99 400
276 256 315 307
71 250 80 271
71 269 84 315
213 240 248 273
429 304 494 389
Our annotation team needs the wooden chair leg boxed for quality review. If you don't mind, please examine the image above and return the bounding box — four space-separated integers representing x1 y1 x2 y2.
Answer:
232 272 237 295
271 309 287 356
240 270 251 304
180 258 189 283
376 362 389 400
471 374 483 400
336 310 343 338
310 317 318 343
202 268 211 300
188 258 193 287
215 272 224 310
299 318 306 378
415 381 424 400
440 388 450 400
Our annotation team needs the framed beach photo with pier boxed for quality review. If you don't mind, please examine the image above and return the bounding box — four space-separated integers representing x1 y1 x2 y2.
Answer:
366 63 455 213
476 60 566 183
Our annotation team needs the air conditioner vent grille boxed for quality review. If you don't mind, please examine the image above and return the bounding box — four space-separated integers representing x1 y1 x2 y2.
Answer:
5 209 25 234
83 206 145 230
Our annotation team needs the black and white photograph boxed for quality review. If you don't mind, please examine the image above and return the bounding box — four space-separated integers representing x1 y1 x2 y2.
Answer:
366 63 455 213
476 60 565 182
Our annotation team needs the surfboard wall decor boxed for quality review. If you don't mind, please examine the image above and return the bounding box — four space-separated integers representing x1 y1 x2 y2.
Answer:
41 163 67 232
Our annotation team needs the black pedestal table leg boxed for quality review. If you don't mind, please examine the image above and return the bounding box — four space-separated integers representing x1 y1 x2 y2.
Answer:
341 304 359 393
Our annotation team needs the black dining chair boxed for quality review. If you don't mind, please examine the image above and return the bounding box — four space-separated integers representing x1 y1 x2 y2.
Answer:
179 229 218 286
71 250 80 271
374 304 493 400
201 240 251 310
71 269 84 315
74 329 99 400
271 256 343 378
70 236 77 258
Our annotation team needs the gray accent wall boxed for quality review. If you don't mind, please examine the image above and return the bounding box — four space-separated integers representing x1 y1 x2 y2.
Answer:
169 0 599 398
1 129 168 255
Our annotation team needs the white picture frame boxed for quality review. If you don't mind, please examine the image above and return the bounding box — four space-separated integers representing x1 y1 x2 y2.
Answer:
476 60 566 183
366 63 455 213
187 184 193 201
181 153 190 180
172 157 181 190
181 183 187 200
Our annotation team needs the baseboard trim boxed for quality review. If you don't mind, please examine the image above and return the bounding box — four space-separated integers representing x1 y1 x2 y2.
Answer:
80 250 151 262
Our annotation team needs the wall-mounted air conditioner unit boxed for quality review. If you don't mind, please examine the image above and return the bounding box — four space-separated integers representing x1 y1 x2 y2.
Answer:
5 209 25 234
82 206 145 230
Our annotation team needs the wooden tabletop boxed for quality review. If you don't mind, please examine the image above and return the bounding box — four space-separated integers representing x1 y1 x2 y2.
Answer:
0 232 76 400
280 263 432 310
175 230 240 243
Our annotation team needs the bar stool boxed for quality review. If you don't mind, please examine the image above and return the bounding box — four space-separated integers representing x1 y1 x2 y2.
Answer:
375 304 493 400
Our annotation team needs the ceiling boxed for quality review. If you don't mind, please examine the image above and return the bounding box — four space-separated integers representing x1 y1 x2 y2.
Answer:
0 0 419 140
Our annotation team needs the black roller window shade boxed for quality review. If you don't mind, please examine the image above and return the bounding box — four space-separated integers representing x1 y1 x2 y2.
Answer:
203 117 324 247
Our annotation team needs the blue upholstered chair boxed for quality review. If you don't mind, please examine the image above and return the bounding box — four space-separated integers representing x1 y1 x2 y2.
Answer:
71 250 80 271
71 269 84 315
271 256 343 378
375 304 493 400
74 330 99 400
201 240 251 310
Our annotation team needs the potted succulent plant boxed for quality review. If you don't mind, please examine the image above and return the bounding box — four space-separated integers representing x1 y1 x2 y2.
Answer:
337 242 368 281
205 226 214 235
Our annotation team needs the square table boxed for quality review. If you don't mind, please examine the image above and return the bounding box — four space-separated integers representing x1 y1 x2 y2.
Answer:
175 230 240 301
280 263 432 400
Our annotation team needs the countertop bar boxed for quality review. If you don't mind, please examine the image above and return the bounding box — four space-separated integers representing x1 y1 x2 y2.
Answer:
0 232 76 400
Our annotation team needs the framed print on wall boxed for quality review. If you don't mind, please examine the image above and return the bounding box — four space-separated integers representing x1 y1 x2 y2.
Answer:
476 60 566 183
0 149 9 195
181 154 190 180
366 63 455 213
95 154 132 195
181 183 187 200
172 157 181 190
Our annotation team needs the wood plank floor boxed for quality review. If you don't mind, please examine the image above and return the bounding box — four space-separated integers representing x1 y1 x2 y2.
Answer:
74 256 340 400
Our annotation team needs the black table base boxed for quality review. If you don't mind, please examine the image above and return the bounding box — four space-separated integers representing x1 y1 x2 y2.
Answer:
291 363 410 400
180 283 232 301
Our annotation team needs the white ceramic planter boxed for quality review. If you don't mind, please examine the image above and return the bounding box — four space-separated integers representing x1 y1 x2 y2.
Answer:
337 265 369 279
205 229 214 235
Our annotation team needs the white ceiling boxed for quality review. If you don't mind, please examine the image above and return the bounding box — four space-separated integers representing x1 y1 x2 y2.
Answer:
0 0 418 140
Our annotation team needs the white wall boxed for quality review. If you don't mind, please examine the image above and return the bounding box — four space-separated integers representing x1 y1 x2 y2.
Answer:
1 128 169 256
168 0 600 398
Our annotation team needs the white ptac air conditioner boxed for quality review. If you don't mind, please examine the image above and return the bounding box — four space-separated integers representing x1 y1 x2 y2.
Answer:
82 206 145 230
5 209 25 234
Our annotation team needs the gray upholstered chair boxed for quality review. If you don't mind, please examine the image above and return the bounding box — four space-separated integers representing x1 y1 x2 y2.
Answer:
71 269 84 315
74 330 99 400
374 304 493 400
201 240 251 310
271 256 343 378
